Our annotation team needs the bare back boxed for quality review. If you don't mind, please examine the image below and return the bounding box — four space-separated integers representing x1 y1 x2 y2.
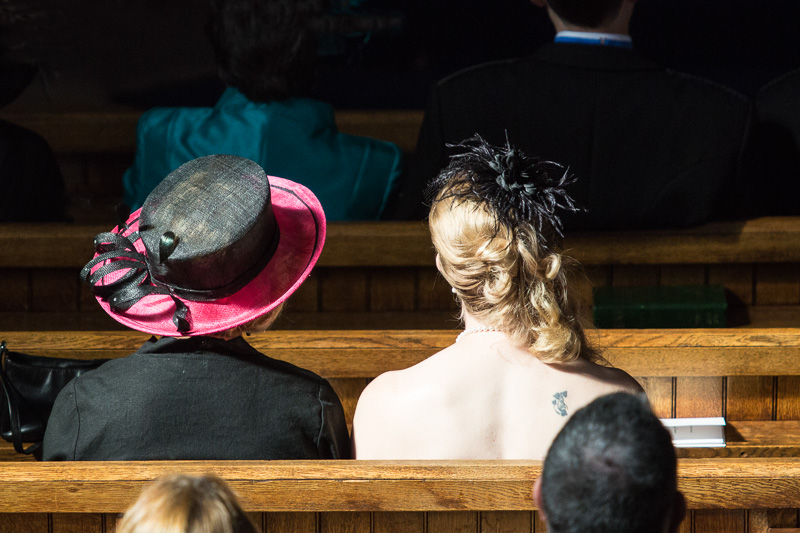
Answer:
352 332 642 460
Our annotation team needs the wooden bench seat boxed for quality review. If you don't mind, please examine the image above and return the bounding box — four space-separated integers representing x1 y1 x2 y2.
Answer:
718 420 800 458
4 217 800 329
0 459 798 533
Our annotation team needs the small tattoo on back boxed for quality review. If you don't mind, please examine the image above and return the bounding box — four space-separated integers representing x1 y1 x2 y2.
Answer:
552 391 568 417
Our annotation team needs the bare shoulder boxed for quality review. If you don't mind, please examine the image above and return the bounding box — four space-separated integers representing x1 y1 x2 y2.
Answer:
352 362 442 459
352 345 464 459
353 370 402 428
599 364 644 393
352 371 396 458
549 360 644 419
566 357 644 394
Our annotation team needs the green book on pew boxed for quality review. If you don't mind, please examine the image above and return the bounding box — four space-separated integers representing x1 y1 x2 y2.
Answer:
592 285 727 328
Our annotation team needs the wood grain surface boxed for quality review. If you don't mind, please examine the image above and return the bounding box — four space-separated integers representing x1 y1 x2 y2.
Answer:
5 328 800 377
4 217 800 269
0 459 799 514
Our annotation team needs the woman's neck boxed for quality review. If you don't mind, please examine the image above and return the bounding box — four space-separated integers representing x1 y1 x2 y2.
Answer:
461 310 486 331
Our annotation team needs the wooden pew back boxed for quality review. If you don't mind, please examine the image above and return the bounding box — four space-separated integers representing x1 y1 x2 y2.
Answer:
3 328 800 432
5 218 800 330
0 110 424 156
2 328 800 532
0 459 799 533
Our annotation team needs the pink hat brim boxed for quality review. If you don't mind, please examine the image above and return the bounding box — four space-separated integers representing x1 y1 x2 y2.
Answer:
92 176 325 336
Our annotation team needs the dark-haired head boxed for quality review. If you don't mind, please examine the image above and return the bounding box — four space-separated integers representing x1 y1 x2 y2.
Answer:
536 392 685 533
207 0 323 102
546 0 625 28
427 134 592 363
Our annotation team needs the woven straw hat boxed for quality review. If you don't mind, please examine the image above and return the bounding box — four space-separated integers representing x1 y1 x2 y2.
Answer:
82 154 325 336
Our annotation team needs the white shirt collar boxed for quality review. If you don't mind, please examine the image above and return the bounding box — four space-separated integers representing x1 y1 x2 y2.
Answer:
555 31 632 47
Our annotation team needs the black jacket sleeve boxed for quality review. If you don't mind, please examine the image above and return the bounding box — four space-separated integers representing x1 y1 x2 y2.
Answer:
41 379 81 461
316 380 352 459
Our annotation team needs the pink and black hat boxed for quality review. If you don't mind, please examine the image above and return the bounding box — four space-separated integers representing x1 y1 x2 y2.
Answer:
81 155 325 336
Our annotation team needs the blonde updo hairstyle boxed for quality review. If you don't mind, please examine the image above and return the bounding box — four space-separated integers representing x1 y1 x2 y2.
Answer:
428 136 595 364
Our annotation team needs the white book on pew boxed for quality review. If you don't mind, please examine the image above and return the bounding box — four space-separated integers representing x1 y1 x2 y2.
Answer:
659 417 726 447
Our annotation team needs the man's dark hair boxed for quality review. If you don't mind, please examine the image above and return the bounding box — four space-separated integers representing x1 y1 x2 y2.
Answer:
539 392 678 533
546 0 624 28
207 0 323 102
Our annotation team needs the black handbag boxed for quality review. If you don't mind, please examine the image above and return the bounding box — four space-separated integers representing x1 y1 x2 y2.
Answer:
0 340 109 458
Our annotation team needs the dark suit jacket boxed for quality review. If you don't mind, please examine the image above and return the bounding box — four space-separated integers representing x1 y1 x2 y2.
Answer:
393 43 751 229
753 68 800 215
42 336 350 460
0 120 67 222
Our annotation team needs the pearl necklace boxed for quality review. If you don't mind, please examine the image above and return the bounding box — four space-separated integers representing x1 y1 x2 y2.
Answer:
456 326 500 343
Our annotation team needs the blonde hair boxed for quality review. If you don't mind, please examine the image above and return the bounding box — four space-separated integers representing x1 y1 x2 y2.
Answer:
430 191 594 363
117 474 258 533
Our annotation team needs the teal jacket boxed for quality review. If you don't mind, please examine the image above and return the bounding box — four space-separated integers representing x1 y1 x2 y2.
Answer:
123 88 404 220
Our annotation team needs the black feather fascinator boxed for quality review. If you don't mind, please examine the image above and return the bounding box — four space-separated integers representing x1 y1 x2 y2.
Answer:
426 134 582 246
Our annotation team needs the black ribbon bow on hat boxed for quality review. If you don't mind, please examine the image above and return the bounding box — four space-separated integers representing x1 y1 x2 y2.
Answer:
80 228 191 333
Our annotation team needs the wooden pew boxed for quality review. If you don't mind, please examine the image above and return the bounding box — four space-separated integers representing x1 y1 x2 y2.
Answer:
0 110 424 155
2 328 799 442
2 329 800 531
0 459 798 533
7 328 800 377
4 217 800 330
6 217 800 269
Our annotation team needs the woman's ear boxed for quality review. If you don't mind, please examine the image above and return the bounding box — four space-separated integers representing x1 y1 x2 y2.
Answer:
435 252 443 273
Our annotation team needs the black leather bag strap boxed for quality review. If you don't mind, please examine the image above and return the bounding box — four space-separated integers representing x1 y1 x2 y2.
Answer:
0 342 41 456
